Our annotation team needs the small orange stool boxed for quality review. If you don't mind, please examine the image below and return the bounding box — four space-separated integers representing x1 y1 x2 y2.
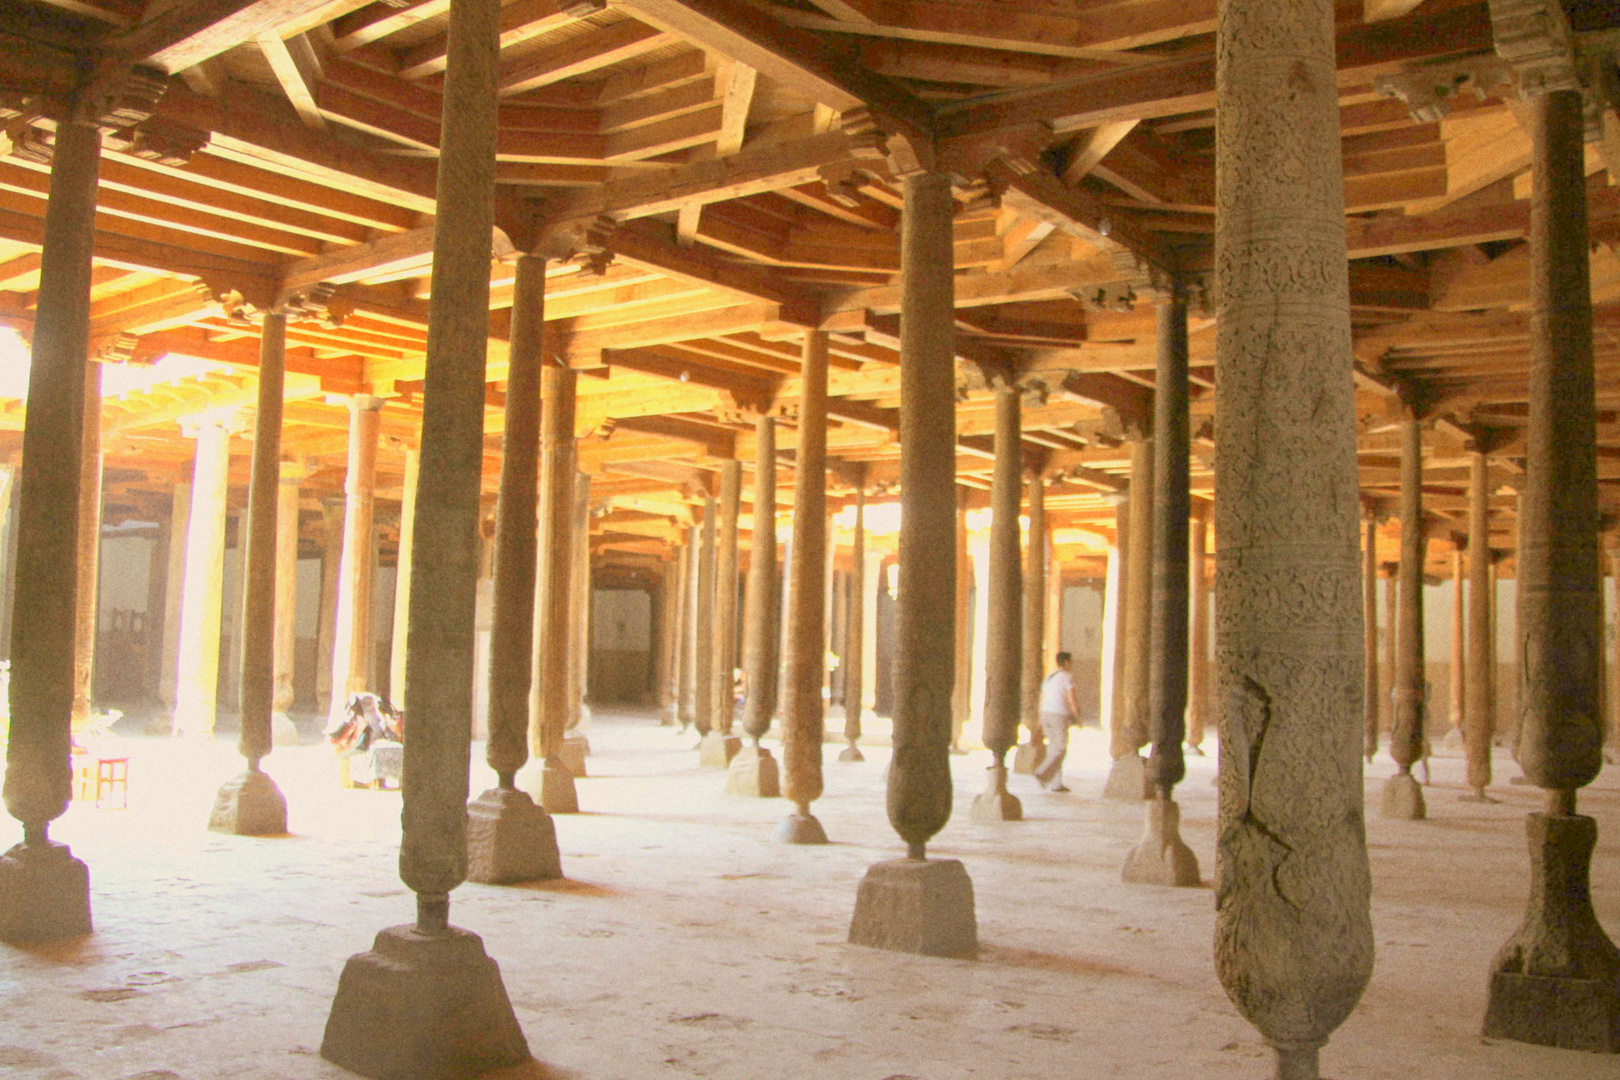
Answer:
73 755 129 809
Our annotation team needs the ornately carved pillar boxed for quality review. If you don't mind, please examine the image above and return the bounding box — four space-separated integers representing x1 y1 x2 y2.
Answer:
208 312 290 836
838 477 867 762
469 253 559 884
849 170 974 957
71 362 101 733
1481 1 1620 1045
0 116 102 943
1383 414 1427 819
777 331 829 843
1464 450 1497 800
951 489 971 751
1186 508 1211 752
1213 0 1374 1073
702 458 743 766
1015 471 1046 773
326 394 384 732
731 414 780 795
676 531 696 731
1106 435 1151 799
172 412 236 737
692 494 716 740
315 498 342 714
272 462 305 741
1124 281 1198 886
322 0 529 1069
158 480 190 708
1098 495 1125 732
1363 513 1380 762
971 380 1023 823
389 445 419 710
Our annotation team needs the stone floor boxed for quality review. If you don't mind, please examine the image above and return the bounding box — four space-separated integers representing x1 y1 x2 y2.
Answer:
1 710 1618 1080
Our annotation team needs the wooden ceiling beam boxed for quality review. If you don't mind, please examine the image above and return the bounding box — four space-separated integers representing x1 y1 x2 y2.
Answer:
116 0 357 75
499 19 677 98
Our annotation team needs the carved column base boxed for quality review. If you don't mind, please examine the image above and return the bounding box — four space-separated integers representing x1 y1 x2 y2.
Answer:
271 712 301 747
208 770 288 836
0 839 92 943
725 744 780 797
519 762 579 815
837 741 865 762
1011 741 1040 775
1122 797 1201 887
1483 813 1620 1052
772 812 828 844
970 764 1023 823
698 730 742 768
849 857 977 958
466 788 561 885
1379 771 1426 820
322 923 529 1080
558 733 590 778
1104 753 1147 800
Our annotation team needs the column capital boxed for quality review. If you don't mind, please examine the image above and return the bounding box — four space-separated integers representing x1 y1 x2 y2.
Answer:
179 406 249 438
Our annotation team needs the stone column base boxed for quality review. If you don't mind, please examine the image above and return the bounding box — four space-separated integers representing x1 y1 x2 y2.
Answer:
1121 798 1200 886
1011 741 1040 774
1483 813 1620 1052
0 839 92 943
849 857 976 958
837 742 864 762
1103 753 1147 800
558 734 589 778
466 788 561 885
271 712 301 747
322 923 529 1080
208 770 288 836
970 765 1022 823
698 731 742 768
1380 771 1426 820
725 744 779 797
773 812 827 844
517 761 580 815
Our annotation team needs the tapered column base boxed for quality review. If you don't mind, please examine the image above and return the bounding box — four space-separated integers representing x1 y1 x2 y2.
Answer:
208 770 288 836
970 764 1022 823
0 839 92 943
272 712 301 747
1483 813 1620 1052
1011 741 1040 775
1380 771 1426 820
849 857 977 958
466 788 561 885
322 923 529 1080
699 730 742 768
1103 753 1147 801
837 742 864 762
772 812 827 844
558 734 589 778
725 744 780 797
1122 798 1200 886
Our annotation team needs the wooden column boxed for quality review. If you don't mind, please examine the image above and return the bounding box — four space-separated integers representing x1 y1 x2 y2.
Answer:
71 362 101 731
778 330 829 842
209 312 289 835
173 415 234 737
158 480 190 708
273 463 303 722
530 365 577 812
326 395 383 729
1465 451 1496 797
657 556 679 724
693 495 716 738
951 491 971 751
732 414 781 793
323 0 529 1068
1609 541 1620 756
839 480 866 760
1450 540 1466 739
1363 515 1380 762
972 380 1022 822
0 116 101 942
315 498 342 714
0 464 15 665
677 531 696 729
860 534 881 717
1106 437 1152 799
1382 567 1397 735
1098 498 1125 733
1022 473 1047 736
1187 509 1211 752
1212 0 1373 1070
849 170 974 957
1385 414 1427 818
703 458 742 762
389 446 419 710
567 470 591 735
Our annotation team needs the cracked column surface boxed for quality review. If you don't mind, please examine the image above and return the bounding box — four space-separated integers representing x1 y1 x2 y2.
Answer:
777 331 829 843
0 116 100 944
1213 0 1374 1074
322 0 529 1072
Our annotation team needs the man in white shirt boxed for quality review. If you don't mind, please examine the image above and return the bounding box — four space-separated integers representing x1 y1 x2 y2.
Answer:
1034 652 1081 792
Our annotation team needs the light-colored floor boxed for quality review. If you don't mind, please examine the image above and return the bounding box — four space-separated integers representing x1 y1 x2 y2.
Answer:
1 711 1618 1080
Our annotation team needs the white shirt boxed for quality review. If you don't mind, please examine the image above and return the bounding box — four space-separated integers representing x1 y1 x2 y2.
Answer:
1040 668 1074 715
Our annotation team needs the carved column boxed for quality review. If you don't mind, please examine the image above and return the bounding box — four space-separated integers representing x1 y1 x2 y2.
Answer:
1098 496 1125 733
322 0 529 1069
469 253 558 884
702 458 743 766
1464 450 1497 799
1450 539 1466 742
971 380 1023 823
777 331 829 843
71 362 101 732
209 311 290 836
566 470 590 743
693 494 716 739
315 498 342 715
838 478 867 762
860 540 881 719
158 481 190 709
732 414 780 795
1106 437 1152 799
849 170 974 957
676 531 696 731
1481 1 1620 1045
656 556 678 725
525 364 578 813
1382 566 1397 735
0 116 101 943
1383 415 1427 819
1213 0 1374 1073
272 462 304 738
1187 508 1211 752
1363 514 1380 762
389 445 419 711
326 395 383 731
951 489 971 751
1125 282 1199 885
1015 472 1047 773
172 414 235 737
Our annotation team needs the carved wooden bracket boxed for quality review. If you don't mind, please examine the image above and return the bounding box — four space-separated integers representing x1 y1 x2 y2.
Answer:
1375 55 1515 123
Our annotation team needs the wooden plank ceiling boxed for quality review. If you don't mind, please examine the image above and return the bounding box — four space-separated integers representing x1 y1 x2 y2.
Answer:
0 0 1617 578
